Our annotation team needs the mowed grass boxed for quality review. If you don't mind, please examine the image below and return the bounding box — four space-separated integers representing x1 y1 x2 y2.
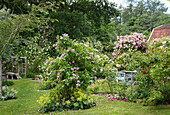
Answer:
0 79 170 115
0 79 49 115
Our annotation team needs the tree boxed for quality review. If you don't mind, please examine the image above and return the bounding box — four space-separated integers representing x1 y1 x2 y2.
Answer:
0 8 25 96
121 0 136 23
0 0 66 14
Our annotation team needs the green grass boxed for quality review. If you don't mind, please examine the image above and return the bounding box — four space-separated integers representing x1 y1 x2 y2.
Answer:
0 79 49 115
0 79 170 115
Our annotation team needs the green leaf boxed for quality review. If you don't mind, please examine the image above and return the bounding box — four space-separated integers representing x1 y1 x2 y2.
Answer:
74 102 79 107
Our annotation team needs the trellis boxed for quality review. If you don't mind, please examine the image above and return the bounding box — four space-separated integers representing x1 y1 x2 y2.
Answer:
4 56 27 79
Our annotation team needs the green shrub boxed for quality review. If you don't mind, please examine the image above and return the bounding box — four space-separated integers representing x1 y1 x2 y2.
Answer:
2 80 14 86
27 70 36 78
37 89 96 113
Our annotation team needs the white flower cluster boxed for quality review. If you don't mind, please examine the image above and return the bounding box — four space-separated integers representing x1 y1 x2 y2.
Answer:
0 86 17 101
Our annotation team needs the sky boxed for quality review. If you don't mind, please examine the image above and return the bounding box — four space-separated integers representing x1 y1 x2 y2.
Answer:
108 0 170 14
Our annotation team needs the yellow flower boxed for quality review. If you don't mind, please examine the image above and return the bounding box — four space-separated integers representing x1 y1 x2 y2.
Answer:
77 97 82 101
88 100 91 103
40 96 43 100
77 97 80 101
66 100 71 105
56 102 59 106
51 97 54 100
83 94 87 99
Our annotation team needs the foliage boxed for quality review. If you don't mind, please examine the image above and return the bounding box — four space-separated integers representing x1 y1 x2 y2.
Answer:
37 89 96 113
0 86 17 101
49 10 91 41
2 80 14 86
88 79 109 94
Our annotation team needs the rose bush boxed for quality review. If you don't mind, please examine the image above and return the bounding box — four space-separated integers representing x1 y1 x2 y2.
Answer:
112 33 148 70
38 34 104 112
125 37 170 105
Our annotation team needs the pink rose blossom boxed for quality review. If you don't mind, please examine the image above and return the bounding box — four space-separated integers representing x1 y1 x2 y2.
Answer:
71 49 75 52
62 33 68 36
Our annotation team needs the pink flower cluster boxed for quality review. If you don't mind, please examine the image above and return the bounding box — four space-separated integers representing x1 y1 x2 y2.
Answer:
62 33 68 37
107 98 116 101
60 54 65 59
112 33 148 57
53 42 58 47
73 67 79 70
138 68 150 74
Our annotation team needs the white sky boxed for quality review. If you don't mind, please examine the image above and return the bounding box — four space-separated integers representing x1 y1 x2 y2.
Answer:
108 0 170 14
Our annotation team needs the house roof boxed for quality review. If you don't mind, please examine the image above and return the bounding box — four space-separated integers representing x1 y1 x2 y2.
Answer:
148 25 170 42
154 25 170 29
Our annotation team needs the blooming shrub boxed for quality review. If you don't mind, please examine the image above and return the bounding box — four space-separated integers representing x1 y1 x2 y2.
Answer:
38 34 101 112
112 33 148 70
37 89 96 113
0 86 17 101
125 37 170 105
41 34 99 91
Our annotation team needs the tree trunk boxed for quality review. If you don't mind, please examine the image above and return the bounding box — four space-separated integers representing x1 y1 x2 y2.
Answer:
0 56 2 97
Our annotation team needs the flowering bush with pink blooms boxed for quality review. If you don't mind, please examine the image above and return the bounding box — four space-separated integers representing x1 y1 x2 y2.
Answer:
41 34 99 90
112 33 148 70
124 38 170 105
38 34 103 112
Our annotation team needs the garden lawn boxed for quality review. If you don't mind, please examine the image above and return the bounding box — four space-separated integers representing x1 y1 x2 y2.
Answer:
0 79 170 115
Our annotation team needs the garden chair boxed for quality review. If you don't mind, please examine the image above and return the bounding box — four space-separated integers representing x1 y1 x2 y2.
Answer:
115 71 126 82
115 70 136 85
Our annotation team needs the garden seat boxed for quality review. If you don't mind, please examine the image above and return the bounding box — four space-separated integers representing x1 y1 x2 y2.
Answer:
115 71 126 82
115 70 136 85
6 72 22 79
